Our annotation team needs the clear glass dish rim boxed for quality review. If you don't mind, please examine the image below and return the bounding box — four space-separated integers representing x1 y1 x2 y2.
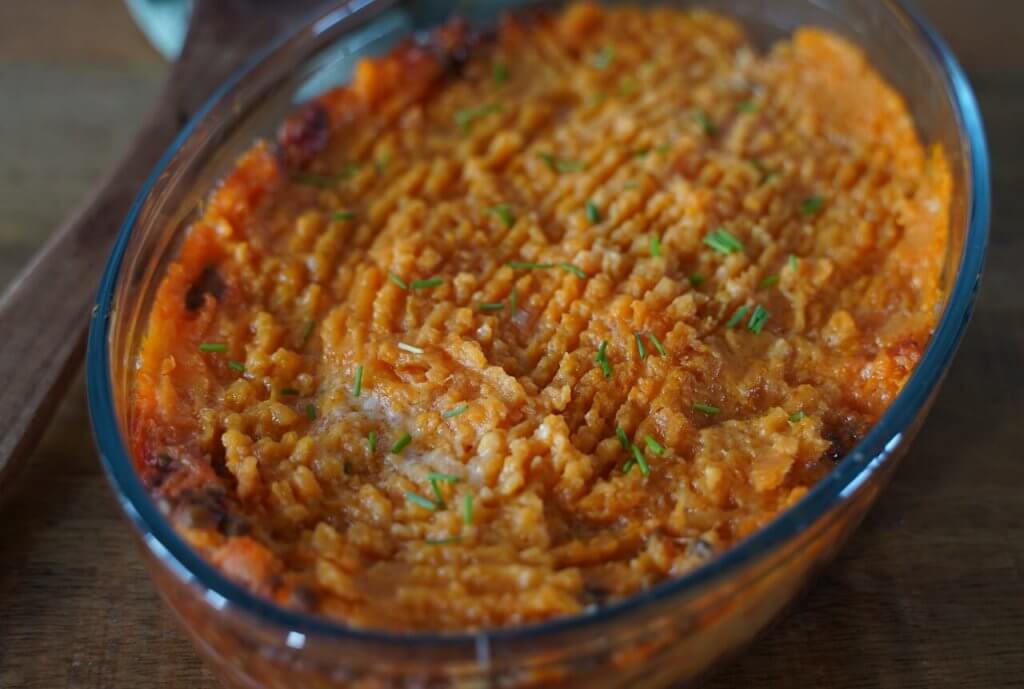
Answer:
85 0 991 647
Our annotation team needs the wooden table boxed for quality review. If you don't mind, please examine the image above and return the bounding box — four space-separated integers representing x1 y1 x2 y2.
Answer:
1 1 1021 687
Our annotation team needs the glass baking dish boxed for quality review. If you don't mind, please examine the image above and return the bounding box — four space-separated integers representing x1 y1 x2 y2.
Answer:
86 1 990 686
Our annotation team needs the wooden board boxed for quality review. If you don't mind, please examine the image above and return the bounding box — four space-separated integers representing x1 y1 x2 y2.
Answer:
0 1 1021 687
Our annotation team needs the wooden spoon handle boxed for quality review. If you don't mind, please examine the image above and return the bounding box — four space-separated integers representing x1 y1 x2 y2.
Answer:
0 0 320 496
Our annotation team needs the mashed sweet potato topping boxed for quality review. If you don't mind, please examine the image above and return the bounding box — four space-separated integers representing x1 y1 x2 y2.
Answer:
131 3 950 631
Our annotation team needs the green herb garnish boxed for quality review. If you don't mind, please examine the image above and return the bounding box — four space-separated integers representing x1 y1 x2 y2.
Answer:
227 360 246 373
689 273 705 286
405 491 437 511
493 62 509 84
510 286 519 312
738 101 758 113
376 152 390 174
478 303 505 313
302 320 315 343
619 76 639 96
280 387 300 396
789 411 806 423
801 195 825 215
292 173 336 188
693 403 720 415
427 472 460 484
463 494 474 526
726 305 749 329
789 254 798 271
353 364 363 398
747 305 770 334
615 426 631 451
704 228 743 254
305 403 317 420
759 274 780 289
585 200 601 224
647 332 667 357
411 277 443 290
650 235 662 257
429 478 446 508
630 443 650 477
425 536 462 545
507 261 555 270
455 102 502 133
392 432 412 454
592 45 615 70
331 210 356 221
367 430 377 452
634 332 647 360
489 203 515 228
198 343 227 353
537 152 585 173
693 109 716 136
644 435 665 456
388 272 409 290
443 404 469 419
596 340 613 378
559 262 587 279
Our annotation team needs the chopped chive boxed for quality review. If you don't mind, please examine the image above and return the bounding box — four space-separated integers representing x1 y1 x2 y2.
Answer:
405 491 437 511
331 210 356 221
615 426 631 451
302 320 315 343
463 493 474 526
650 235 662 257
478 302 504 313
759 274 780 289
747 304 770 334
558 262 588 279
704 228 744 254
427 472 460 483
644 435 665 456
619 76 639 96
595 340 613 378
622 458 636 474
585 200 601 224
689 273 705 286
199 342 227 353
537 152 585 173
443 404 469 419
353 364 363 398
392 432 413 454
367 430 377 452
280 387 300 396
654 144 671 154
339 164 360 179
376 152 390 173
429 477 446 508
693 403 720 415
388 272 409 290
493 62 509 84
634 147 652 158
411 277 443 290
726 305 749 329
592 45 615 70
634 332 647 360
738 100 758 114
507 261 555 270
292 173 336 188
305 403 317 420
789 254 798 271
510 286 519 312
489 203 515 228
425 536 462 545
789 410 806 423
647 332 667 357
397 342 424 354
227 360 246 373
630 443 650 476
801 195 825 216
751 159 769 179
693 109 716 136
454 102 502 133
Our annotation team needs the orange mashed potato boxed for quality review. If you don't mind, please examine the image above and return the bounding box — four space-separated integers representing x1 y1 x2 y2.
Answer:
131 3 950 631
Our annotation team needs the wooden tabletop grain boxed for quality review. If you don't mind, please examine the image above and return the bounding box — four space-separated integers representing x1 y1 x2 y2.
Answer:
1 1 1021 687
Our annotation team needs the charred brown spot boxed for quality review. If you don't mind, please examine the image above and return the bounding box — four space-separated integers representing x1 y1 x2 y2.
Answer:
824 416 867 462
278 103 330 168
145 453 175 489
289 584 319 611
177 485 248 535
185 266 224 312
582 583 612 608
